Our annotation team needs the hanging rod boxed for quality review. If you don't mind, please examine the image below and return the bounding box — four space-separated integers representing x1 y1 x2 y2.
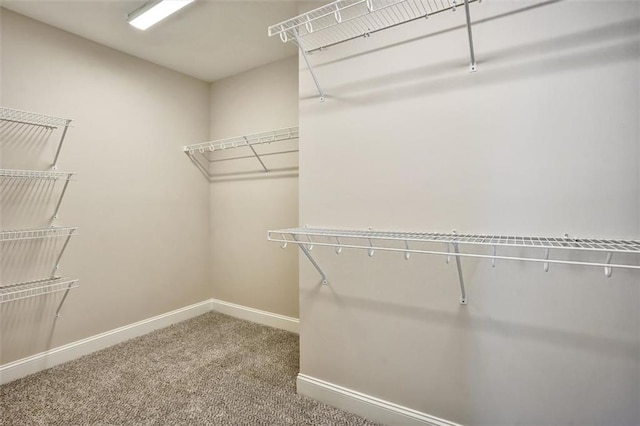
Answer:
0 106 74 170
268 227 640 304
0 169 75 181
0 227 78 242
0 277 79 304
183 126 299 177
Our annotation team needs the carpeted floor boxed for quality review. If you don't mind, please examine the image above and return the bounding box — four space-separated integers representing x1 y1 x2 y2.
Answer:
1 312 380 425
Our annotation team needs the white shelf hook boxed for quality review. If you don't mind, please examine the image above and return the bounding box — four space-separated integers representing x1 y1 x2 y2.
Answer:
604 252 613 278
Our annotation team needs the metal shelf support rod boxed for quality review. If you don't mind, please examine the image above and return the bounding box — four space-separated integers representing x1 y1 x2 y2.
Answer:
52 178 71 221
453 242 467 304
463 0 477 72
52 119 72 170
294 29 326 102
51 234 73 277
292 234 328 285
55 281 74 318
245 136 269 172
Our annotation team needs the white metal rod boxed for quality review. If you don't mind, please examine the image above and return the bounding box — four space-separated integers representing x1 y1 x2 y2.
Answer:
55 282 75 318
246 136 269 172
269 238 640 271
51 234 73 277
52 120 71 170
463 0 477 72
453 243 467 304
294 29 326 102
52 179 71 221
292 235 328 284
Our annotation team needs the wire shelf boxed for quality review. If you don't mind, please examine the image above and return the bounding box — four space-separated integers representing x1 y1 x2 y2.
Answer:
0 106 71 129
0 277 79 304
183 127 299 154
0 227 78 242
269 0 475 53
0 169 75 181
271 228 640 255
269 226 640 287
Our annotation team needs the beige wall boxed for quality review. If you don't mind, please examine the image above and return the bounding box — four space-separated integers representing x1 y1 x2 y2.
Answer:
208 57 299 318
298 1 639 425
0 9 211 364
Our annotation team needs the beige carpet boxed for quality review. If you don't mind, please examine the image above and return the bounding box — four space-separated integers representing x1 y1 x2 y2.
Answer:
0 312 379 425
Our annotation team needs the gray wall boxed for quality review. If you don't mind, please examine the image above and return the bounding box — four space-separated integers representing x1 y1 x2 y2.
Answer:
1 9 211 364
298 1 639 425
209 57 299 318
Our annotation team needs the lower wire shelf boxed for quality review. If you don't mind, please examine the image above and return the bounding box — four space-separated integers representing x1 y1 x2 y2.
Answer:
268 227 640 304
0 277 79 304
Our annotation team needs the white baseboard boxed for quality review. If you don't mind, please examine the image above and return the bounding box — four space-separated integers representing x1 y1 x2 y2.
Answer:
297 374 461 426
0 299 212 385
210 298 299 334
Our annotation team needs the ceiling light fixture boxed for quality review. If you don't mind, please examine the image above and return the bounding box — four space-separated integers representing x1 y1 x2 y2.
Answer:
127 0 195 30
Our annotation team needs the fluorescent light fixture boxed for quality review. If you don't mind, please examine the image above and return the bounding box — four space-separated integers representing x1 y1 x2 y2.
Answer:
127 0 195 30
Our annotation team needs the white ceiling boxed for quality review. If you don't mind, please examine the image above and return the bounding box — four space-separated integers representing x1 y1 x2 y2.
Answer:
1 0 302 82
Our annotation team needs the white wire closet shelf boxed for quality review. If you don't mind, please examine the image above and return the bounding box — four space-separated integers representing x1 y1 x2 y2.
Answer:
0 107 71 128
183 126 299 177
0 169 75 181
268 0 479 100
0 277 79 304
0 106 73 170
268 227 640 304
0 227 78 242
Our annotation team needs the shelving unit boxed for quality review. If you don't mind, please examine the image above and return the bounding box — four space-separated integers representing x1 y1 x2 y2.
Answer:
268 227 640 304
183 126 299 178
268 0 479 100
0 169 76 221
1 106 79 314
0 106 73 169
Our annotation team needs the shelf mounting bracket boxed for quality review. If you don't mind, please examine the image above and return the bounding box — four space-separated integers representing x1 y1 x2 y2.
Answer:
292 234 328 285
293 29 326 102
451 237 467 304
51 233 73 277
52 119 72 170
463 0 477 72
51 176 72 222
244 136 269 172
55 281 75 318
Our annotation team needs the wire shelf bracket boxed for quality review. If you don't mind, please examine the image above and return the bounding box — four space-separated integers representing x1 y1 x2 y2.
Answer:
268 0 480 101
268 227 640 304
183 126 299 179
0 107 73 170
0 169 76 222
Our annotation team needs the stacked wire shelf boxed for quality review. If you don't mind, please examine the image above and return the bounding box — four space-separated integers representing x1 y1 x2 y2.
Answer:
0 107 79 311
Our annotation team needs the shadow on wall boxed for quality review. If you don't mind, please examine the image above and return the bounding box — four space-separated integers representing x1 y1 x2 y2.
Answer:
301 284 638 362
0 122 54 170
0 179 62 229
300 2 640 105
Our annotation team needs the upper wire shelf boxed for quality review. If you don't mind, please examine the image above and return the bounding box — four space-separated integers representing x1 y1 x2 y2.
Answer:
0 227 78 242
183 126 299 177
183 127 299 154
0 277 79 304
269 0 477 53
0 169 75 181
0 106 71 129
269 227 640 304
